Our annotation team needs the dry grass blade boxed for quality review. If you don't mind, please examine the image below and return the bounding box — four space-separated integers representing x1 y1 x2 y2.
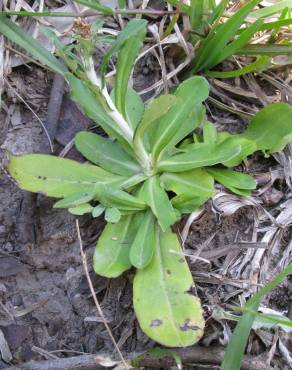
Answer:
75 220 130 370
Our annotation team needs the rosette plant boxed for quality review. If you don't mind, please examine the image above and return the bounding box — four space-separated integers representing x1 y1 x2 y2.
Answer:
1 16 292 347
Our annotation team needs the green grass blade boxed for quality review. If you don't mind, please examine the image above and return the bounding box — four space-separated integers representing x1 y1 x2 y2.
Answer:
205 56 270 78
238 43 292 55
164 0 191 14
194 0 261 72
208 0 229 25
216 19 263 66
221 263 292 370
250 0 292 18
0 16 67 75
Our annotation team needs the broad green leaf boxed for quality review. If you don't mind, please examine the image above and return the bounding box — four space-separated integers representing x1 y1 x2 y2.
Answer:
124 88 144 130
130 210 155 269
157 141 241 173
151 77 210 160
221 263 292 370
105 208 121 223
66 73 131 151
205 56 270 78
75 132 141 176
0 16 67 76
53 190 96 208
172 194 209 214
206 168 256 195
160 169 214 198
133 94 177 162
114 23 147 119
68 203 93 215
8 154 124 198
93 215 137 277
100 19 147 86
98 187 146 211
92 205 105 218
194 0 261 72
220 136 257 167
203 122 217 144
133 225 204 347
139 176 178 231
72 0 113 14
242 103 292 153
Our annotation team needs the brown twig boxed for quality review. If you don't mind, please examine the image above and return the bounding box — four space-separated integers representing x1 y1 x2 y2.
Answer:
6 346 268 370
75 220 130 370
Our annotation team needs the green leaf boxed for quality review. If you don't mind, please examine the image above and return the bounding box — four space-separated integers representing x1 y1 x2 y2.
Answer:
151 77 210 160
8 154 124 198
92 204 105 218
133 225 204 347
219 136 257 167
203 122 218 144
130 210 156 269
221 263 292 370
0 16 67 76
105 207 121 223
75 132 141 176
242 102 292 153
160 169 214 198
93 215 137 278
66 73 131 151
238 43 292 56
139 176 178 231
124 88 144 130
72 0 113 14
205 56 271 78
206 168 256 195
194 0 261 72
171 194 209 214
157 141 241 173
68 203 93 215
53 190 96 208
114 22 147 118
100 19 147 86
99 187 146 211
250 0 292 18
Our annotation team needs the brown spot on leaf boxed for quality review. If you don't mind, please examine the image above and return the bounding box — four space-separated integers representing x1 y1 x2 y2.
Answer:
180 319 200 332
150 319 163 327
178 258 185 263
166 269 171 275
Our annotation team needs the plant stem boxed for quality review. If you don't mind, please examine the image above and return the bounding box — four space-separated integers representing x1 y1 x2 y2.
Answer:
0 9 179 17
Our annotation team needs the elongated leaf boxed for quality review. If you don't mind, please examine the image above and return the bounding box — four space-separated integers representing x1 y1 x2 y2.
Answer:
8 154 124 198
205 56 270 78
206 168 256 195
242 102 292 153
93 215 137 277
208 0 229 25
130 210 155 269
215 19 263 67
69 203 93 215
72 0 113 14
0 16 67 76
160 169 214 198
114 22 147 118
124 88 144 130
220 136 257 167
151 77 210 160
100 19 147 86
250 0 292 18
75 132 141 176
172 193 209 214
53 190 96 208
139 176 178 231
238 44 292 56
99 187 146 211
66 73 132 153
194 0 261 72
157 141 241 173
133 225 204 347
221 263 292 370
203 122 217 144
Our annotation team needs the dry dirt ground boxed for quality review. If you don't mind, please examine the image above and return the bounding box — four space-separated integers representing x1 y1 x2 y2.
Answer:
0 10 292 370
